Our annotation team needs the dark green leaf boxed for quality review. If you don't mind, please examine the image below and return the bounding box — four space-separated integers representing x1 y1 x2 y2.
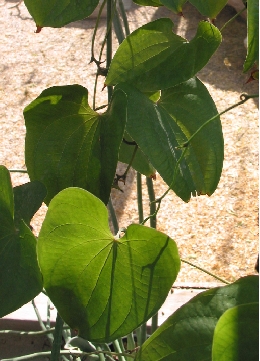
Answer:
243 0 259 72
106 19 222 92
115 78 223 202
24 0 99 28
189 0 228 18
37 187 180 342
13 181 46 229
133 0 162 7
24 85 126 205
160 0 187 14
212 302 259 361
134 276 259 361
0 166 43 318
119 134 156 177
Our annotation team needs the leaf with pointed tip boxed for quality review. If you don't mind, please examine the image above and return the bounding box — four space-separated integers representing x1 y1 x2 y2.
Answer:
135 276 259 361
212 302 259 361
189 0 228 18
243 0 259 72
133 0 162 7
115 78 223 201
0 166 43 317
24 0 99 28
24 85 126 205
37 187 180 342
106 19 221 92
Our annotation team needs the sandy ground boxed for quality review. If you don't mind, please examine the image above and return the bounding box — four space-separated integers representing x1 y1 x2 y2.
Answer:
0 0 259 283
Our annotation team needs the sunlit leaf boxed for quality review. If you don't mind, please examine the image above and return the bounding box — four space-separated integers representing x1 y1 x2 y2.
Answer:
106 19 221 92
212 302 259 361
24 0 99 28
189 0 228 18
24 85 126 205
38 187 180 342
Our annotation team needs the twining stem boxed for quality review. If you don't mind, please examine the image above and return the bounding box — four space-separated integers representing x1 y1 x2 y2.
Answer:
146 177 156 229
118 0 130 36
50 313 64 361
9 169 27 173
137 172 144 223
106 0 113 102
181 258 230 284
112 339 126 361
0 327 70 336
220 6 247 32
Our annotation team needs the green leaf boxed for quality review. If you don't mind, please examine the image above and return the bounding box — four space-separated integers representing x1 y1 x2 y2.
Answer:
0 166 43 318
13 181 47 229
160 0 187 14
106 19 222 92
134 276 259 361
243 0 259 72
24 85 126 205
119 134 156 177
133 0 162 7
24 0 100 28
37 187 180 342
212 302 259 361
189 0 228 18
116 78 223 202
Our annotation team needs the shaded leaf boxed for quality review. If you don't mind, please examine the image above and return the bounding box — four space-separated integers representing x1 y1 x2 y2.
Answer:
24 0 100 28
135 276 259 361
0 166 43 318
38 187 180 342
119 134 156 177
24 85 126 205
243 0 259 72
133 0 162 7
189 0 228 18
212 302 259 361
106 19 221 92
13 181 47 229
115 78 223 202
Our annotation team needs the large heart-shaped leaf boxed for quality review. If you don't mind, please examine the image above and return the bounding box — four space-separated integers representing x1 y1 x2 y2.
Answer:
134 276 259 361
0 166 43 317
106 19 221 92
212 302 259 361
24 85 126 205
24 0 99 28
243 0 259 72
189 0 228 19
37 187 180 342
115 78 223 202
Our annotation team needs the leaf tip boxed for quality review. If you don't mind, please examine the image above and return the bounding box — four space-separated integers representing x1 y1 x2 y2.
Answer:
35 25 43 33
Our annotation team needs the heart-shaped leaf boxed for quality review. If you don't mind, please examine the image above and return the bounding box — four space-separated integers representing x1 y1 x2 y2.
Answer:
160 0 187 14
212 302 259 361
135 276 259 361
24 85 126 205
37 187 180 342
0 166 43 317
115 78 223 201
189 0 228 19
106 19 221 92
24 0 100 28
243 0 259 72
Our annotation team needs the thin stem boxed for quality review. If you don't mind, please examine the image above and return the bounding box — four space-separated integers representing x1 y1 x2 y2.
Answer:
50 313 64 361
91 0 107 59
146 177 156 229
97 346 106 361
181 258 230 284
140 323 147 345
118 0 130 36
112 339 126 361
31 299 47 332
220 6 247 32
137 172 144 223
122 145 138 178
9 169 27 173
1 350 135 361
106 0 113 102
151 313 158 334
108 197 119 234
0 327 70 336
113 8 125 44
